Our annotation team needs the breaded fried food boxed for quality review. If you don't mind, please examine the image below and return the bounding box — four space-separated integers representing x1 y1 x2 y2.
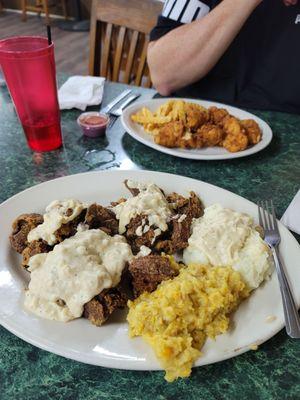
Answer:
223 116 244 136
10 213 43 254
223 133 248 152
197 123 224 147
178 131 198 149
132 100 262 153
222 116 248 152
241 119 262 145
209 106 229 125
155 121 185 148
185 103 209 131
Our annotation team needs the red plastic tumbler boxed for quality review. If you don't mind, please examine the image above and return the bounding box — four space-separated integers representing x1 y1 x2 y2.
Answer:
0 36 62 152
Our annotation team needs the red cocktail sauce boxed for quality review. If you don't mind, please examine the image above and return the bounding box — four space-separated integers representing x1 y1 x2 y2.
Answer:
80 115 107 126
77 112 109 137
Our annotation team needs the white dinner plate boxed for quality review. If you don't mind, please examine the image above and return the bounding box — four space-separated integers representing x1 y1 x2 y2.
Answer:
0 170 299 371
121 98 273 160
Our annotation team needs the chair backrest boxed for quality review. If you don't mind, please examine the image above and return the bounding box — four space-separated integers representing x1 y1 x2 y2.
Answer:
89 0 163 87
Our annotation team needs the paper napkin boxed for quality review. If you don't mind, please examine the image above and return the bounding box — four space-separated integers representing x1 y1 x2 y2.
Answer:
281 190 300 235
58 76 105 111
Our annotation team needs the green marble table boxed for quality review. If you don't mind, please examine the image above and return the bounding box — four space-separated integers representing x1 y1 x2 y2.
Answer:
0 77 300 400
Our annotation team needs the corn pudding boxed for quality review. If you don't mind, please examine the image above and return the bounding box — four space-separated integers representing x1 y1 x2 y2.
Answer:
127 263 249 382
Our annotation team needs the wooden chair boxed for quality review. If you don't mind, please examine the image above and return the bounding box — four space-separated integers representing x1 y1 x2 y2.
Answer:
21 0 68 24
89 0 163 88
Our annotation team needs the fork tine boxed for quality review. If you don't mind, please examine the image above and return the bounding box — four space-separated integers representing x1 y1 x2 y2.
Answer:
270 200 279 232
258 201 264 227
266 200 273 230
261 201 269 230
110 116 118 129
108 116 116 129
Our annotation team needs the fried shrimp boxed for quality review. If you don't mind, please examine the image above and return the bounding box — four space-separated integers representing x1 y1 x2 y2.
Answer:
222 117 249 152
185 103 209 131
208 106 229 125
223 133 248 152
155 121 185 148
241 119 262 145
131 100 262 153
222 116 244 136
197 123 224 147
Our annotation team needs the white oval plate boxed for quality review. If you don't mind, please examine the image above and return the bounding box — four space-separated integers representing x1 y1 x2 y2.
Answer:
0 170 299 371
121 98 273 160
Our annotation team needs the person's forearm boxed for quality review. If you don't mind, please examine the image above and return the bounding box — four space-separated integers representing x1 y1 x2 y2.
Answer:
147 0 262 95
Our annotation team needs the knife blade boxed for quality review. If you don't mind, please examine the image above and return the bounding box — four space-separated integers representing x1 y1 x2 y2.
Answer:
100 89 132 114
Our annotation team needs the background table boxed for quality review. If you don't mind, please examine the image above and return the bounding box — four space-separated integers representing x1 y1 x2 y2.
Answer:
0 77 299 399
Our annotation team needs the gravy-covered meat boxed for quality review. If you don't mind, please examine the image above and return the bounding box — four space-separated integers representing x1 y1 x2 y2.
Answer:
128 255 177 298
166 192 189 210
113 181 172 254
84 204 118 235
110 198 126 207
55 209 86 242
83 285 128 326
178 191 203 219
125 214 156 254
156 192 203 254
27 199 87 246
10 213 43 254
156 216 192 254
124 179 140 197
155 217 191 254
22 240 52 268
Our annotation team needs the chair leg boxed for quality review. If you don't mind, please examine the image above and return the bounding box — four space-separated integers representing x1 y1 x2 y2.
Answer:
21 0 27 21
36 0 42 17
61 0 68 20
42 0 50 24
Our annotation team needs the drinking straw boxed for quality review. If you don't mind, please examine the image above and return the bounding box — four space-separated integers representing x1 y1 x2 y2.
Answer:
47 25 52 45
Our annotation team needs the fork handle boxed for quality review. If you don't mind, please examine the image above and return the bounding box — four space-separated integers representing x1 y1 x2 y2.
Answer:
272 246 300 338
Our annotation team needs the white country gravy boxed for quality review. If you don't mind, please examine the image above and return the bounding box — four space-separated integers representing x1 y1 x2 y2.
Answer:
113 181 172 234
24 229 133 322
183 204 273 289
28 199 87 245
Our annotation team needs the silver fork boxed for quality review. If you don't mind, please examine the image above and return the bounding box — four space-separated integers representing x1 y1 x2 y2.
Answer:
107 93 140 129
258 200 300 338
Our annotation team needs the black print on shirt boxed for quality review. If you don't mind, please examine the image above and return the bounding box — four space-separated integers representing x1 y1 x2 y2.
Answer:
162 0 210 23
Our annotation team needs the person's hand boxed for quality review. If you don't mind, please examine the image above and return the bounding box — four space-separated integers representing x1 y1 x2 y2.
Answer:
283 0 298 6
